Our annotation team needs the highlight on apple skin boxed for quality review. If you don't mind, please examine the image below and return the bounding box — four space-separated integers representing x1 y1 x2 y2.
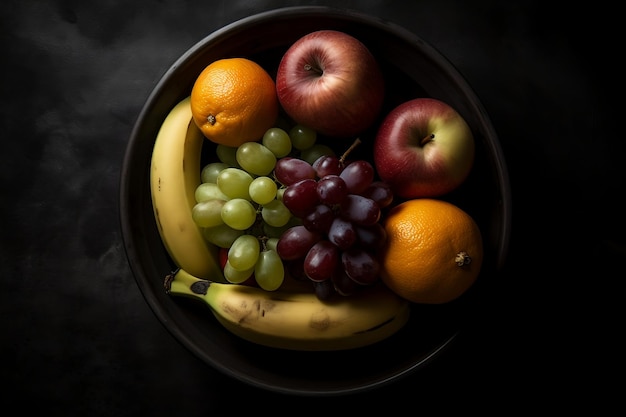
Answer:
275 29 385 139
373 98 475 199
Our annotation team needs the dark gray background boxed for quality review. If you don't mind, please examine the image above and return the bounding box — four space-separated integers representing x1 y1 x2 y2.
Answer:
1 0 618 414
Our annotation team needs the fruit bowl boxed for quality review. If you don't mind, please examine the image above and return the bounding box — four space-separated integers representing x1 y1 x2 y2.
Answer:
120 6 511 395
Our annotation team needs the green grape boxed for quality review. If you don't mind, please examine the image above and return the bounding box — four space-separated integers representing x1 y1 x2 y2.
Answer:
228 234 260 271
254 249 284 291
300 144 336 165
289 124 317 150
262 216 303 238
203 223 244 248
223 260 254 284
236 142 277 176
192 199 226 227
276 186 287 201
201 162 229 183
195 182 229 203
266 237 279 252
216 167 253 200
261 199 291 227
262 222 289 239
221 198 257 230
249 176 278 205
262 127 292 158
216 144 240 167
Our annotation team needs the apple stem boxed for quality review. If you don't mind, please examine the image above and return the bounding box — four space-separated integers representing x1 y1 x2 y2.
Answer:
420 133 435 146
303 63 323 75
340 138 362 163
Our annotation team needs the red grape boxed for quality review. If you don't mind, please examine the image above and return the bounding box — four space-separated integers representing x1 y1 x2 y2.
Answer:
340 160 374 194
302 204 334 233
312 155 343 177
281 178 319 217
276 225 321 260
316 175 348 205
332 266 358 296
339 194 381 225
274 157 316 185
354 223 387 251
304 240 339 282
342 249 380 285
361 181 394 208
328 217 356 250
313 279 334 300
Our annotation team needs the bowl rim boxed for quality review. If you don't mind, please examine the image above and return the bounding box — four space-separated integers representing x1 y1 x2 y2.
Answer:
120 5 512 395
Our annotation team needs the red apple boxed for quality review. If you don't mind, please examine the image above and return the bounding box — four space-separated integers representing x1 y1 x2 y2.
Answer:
373 98 475 198
276 30 385 138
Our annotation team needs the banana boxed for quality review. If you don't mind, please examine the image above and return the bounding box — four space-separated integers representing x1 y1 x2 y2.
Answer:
150 96 224 281
164 268 411 351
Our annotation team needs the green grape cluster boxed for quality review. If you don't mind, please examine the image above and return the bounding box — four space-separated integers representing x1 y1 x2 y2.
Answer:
192 124 333 291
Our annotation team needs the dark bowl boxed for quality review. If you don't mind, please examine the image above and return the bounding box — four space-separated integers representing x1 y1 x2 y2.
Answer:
120 6 511 396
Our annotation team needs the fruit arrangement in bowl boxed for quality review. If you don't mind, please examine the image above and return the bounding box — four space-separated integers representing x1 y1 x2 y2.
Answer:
120 6 510 395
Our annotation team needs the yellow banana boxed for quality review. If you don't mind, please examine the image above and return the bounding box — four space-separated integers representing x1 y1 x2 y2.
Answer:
150 97 223 281
164 268 411 351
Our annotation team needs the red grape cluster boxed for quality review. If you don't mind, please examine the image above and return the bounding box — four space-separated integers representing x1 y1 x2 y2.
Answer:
275 149 394 299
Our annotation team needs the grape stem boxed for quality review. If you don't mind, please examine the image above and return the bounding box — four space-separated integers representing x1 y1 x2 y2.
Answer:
339 138 362 164
249 210 270 248
259 235 269 251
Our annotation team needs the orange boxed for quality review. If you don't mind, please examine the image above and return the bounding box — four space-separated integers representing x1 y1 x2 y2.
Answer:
190 58 279 147
380 198 483 304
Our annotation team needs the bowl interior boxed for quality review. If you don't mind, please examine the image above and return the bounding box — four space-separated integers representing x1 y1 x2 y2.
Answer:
120 6 511 395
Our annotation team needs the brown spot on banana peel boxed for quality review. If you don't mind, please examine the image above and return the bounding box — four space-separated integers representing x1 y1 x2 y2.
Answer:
219 296 335 332
220 298 278 324
154 207 164 234
309 310 331 331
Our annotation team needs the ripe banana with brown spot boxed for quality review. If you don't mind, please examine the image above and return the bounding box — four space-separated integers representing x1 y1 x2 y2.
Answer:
150 96 223 281
165 268 411 351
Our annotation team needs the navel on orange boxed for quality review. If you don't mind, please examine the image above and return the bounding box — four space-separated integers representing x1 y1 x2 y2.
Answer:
380 198 483 304
190 57 279 147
